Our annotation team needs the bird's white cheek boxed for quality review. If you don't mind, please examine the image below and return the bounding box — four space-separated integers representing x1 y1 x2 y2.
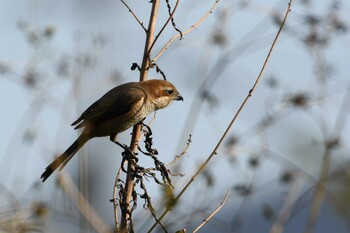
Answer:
154 96 171 110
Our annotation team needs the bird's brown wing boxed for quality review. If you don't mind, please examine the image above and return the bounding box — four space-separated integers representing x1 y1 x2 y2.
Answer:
72 85 145 129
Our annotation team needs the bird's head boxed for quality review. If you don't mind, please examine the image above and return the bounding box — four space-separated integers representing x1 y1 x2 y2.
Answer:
142 79 183 110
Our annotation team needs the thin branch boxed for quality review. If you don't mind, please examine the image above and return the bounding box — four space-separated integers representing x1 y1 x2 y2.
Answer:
269 172 305 233
304 147 331 233
57 173 113 233
165 134 191 168
112 166 124 232
147 1 294 231
120 0 147 32
332 81 350 137
147 0 181 57
152 0 221 63
192 190 230 233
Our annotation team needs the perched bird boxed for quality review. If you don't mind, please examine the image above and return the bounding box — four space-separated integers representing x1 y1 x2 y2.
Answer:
41 79 183 182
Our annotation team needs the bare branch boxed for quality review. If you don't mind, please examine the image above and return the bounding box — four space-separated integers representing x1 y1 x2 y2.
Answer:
269 173 305 233
147 0 181 57
152 0 221 63
57 174 113 233
147 1 294 231
166 134 192 168
120 0 147 32
304 147 331 233
192 189 230 233
119 1 161 232
112 165 124 232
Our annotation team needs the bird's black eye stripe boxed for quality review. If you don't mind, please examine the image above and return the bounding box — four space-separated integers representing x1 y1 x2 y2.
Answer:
167 89 174 94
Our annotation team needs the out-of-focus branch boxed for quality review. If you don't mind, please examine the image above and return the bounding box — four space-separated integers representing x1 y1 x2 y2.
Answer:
269 172 305 233
304 147 331 233
58 173 113 233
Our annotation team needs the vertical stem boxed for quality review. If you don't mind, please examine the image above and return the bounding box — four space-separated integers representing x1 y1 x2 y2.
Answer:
140 0 160 81
119 1 160 232
304 148 330 233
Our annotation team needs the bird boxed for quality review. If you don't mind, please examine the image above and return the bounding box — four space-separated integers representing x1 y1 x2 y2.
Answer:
40 79 183 182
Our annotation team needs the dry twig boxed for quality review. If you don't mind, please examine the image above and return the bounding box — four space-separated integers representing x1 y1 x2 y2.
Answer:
57 173 113 233
152 0 221 63
269 172 305 233
147 1 294 231
166 134 192 168
192 189 230 233
148 0 181 56
120 0 147 32
112 166 123 232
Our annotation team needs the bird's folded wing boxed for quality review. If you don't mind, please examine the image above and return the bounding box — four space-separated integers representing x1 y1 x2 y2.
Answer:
72 86 145 129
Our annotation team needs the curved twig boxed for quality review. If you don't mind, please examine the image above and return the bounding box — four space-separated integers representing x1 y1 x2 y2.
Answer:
193 190 230 233
147 1 294 231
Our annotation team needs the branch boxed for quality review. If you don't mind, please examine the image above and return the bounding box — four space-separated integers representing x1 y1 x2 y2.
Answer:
166 134 191 168
152 0 221 63
120 0 147 32
118 0 161 232
112 166 124 232
57 174 113 233
147 1 294 231
147 0 181 57
192 190 230 233
304 146 331 233
269 172 305 233
139 1 160 78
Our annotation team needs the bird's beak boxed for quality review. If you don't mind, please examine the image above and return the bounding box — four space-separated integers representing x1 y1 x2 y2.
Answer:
175 94 184 101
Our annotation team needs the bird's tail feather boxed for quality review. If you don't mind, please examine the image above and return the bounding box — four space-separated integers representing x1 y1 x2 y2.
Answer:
40 134 88 182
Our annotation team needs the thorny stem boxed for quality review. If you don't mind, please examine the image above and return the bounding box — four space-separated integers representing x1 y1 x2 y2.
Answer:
147 1 294 231
118 1 161 232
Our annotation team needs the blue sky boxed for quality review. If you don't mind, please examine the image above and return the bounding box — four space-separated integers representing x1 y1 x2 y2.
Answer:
1 0 350 232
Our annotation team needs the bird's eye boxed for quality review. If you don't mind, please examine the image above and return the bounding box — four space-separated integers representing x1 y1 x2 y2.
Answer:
166 89 174 95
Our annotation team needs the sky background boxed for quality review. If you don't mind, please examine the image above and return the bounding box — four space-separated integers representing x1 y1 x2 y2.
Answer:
1 0 350 232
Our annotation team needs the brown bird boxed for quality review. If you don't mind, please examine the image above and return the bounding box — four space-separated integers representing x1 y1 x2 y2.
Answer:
41 79 183 182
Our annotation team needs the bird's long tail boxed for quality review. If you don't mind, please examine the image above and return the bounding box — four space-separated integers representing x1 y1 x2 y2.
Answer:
40 134 89 182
